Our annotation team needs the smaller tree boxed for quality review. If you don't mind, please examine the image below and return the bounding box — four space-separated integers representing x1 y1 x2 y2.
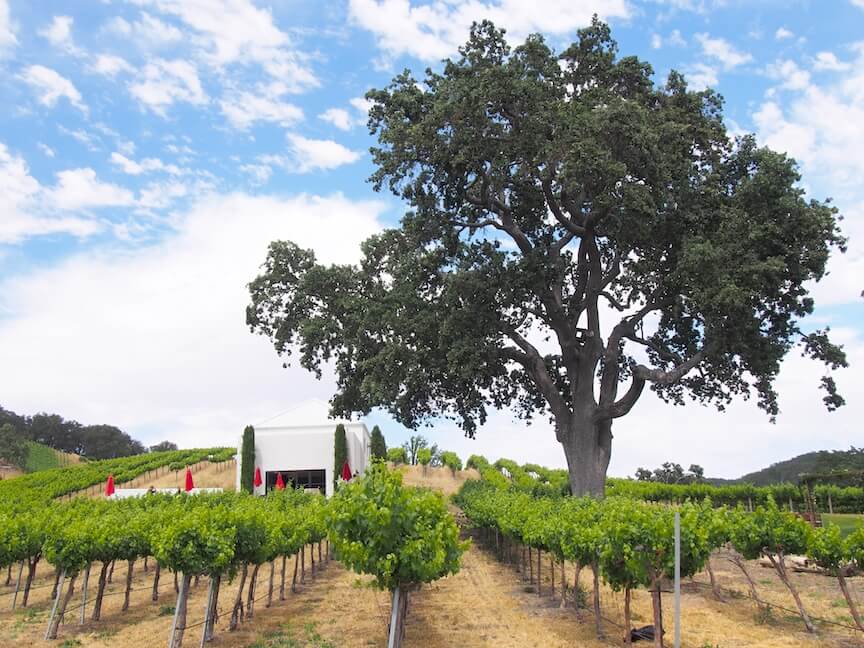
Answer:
387 447 407 465
417 448 432 475
150 441 178 453
440 451 462 476
334 424 348 486
634 462 705 484
326 464 467 648
370 425 387 459
0 423 27 469
240 426 255 494
402 435 428 465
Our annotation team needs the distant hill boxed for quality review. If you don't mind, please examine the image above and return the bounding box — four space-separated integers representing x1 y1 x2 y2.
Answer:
712 447 864 486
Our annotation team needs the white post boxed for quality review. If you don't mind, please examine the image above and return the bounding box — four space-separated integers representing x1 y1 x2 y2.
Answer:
387 586 401 648
674 511 681 648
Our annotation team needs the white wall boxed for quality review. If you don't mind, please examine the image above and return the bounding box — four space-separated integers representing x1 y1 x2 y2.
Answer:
236 422 370 497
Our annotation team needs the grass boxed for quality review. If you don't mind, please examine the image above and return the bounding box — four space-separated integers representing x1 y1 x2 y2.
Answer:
821 513 864 537
247 622 336 648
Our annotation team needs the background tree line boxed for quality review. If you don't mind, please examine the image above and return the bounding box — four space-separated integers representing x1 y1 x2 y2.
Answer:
0 405 172 464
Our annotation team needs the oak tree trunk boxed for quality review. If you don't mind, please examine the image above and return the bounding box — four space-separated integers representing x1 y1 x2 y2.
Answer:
560 417 612 498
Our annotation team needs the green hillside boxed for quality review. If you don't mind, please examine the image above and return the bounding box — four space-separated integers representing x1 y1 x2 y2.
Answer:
736 447 864 485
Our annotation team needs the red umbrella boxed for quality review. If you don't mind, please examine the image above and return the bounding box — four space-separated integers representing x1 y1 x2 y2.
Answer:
184 466 194 492
341 460 352 481
105 474 115 497
254 466 262 488
275 472 285 490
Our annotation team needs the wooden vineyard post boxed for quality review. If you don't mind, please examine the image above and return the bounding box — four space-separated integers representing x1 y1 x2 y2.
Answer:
168 573 192 648
624 587 632 646
279 555 287 601
266 560 275 608
550 556 555 597
592 563 603 639
537 548 541 597
10 561 23 611
79 563 90 623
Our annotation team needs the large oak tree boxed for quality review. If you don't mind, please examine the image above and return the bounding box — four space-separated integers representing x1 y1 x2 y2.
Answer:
247 20 846 496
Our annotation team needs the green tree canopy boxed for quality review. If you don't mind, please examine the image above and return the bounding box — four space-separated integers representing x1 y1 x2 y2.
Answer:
247 19 846 496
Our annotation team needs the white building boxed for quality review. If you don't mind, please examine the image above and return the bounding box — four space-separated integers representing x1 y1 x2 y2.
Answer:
236 402 371 498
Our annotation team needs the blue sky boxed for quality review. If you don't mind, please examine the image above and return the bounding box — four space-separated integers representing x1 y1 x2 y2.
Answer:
1 0 863 478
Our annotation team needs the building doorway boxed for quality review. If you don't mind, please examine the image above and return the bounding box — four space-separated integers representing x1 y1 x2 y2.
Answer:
265 469 326 494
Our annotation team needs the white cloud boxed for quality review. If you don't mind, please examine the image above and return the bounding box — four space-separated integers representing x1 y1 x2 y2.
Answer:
129 59 208 115
0 143 102 243
128 0 318 91
319 107 353 131
695 33 753 69
19 65 87 113
58 125 100 151
39 15 75 49
239 163 272 185
110 152 182 175
284 134 362 173
90 54 135 77
49 168 136 211
135 12 184 44
0 0 18 57
753 47 864 307
37 143 55 158
650 33 662 50
220 81 303 130
812 51 851 72
348 0 630 61
852 0 864 8
667 29 686 47
318 97 374 131
683 62 718 90
137 180 190 209
0 193 385 448
764 59 810 91
774 27 794 41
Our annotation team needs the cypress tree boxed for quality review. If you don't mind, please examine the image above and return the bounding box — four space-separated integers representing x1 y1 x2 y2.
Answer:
370 425 387 460
334 424 347 486
240 425 255 493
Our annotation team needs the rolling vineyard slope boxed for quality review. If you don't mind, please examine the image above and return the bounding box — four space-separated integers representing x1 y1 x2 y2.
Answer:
456 456 864 646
